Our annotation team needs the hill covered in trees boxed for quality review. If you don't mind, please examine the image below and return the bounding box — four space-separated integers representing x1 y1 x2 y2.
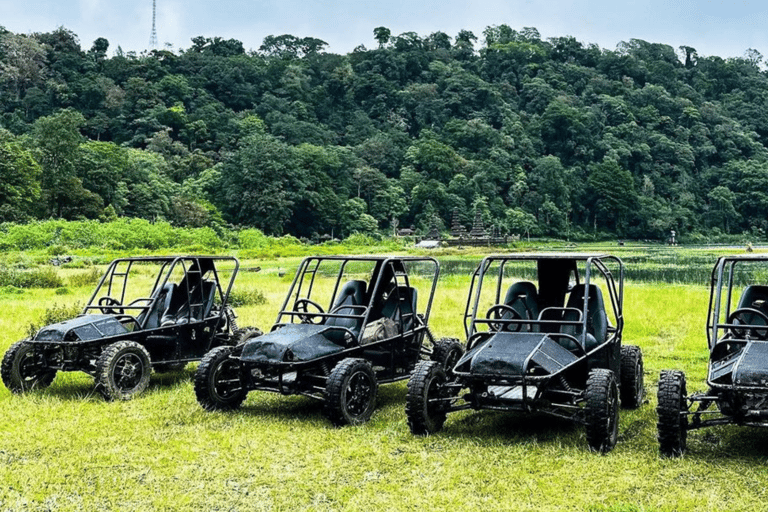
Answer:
1 25 767 242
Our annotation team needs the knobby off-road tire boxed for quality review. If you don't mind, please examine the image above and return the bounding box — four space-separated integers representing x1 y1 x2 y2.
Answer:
194 346 247 411
657 370 688 457
96 341 152 401
406 360 449 436
431 338 464 379
585 368 620 453
323 358 378 426
233 327 263 345
1 340 56 393
620 345 644 409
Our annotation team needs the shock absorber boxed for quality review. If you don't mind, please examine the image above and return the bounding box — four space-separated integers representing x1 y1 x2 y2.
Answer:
225 305 239 333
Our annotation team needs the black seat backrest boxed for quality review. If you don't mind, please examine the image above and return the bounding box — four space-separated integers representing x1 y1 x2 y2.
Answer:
163 279 217 325
139 283 177 329
566 284 608 345
501 281 539 332
738 285 768 312
325 280 367 337
538 307 581 334
379 286 418 332
194 280 217 320
538 307 585 352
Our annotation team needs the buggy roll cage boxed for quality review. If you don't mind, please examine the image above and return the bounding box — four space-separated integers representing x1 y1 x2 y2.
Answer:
272 256 440 336
463 254 624 352
707 255 768 350
82 256 239 330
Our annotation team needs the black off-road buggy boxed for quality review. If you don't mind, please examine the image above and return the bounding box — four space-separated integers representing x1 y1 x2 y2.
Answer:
658 255 768 456
405 254 644 453
194 255 452 426
1 256 249 400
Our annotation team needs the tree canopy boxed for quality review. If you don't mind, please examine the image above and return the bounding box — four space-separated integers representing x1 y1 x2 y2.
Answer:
2 25 768 241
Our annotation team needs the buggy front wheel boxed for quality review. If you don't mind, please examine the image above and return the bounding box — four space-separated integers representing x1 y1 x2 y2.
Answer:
96 341 152 401
1 340 57 393
584 368 619 453
194 346 247 411
324 358 378 426
406 360 449 435
657 370 688 457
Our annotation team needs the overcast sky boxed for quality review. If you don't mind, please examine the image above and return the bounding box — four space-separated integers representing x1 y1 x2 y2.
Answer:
2 0 768 60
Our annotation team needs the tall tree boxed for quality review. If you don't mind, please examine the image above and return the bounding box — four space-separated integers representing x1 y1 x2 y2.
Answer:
587 158 637 235
29 108 103 218
0 131 42 221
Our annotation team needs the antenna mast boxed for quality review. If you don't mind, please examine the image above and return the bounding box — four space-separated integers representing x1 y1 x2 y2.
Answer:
149 0 158 49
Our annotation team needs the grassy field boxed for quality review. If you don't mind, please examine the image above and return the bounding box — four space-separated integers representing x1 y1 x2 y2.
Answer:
2 250 768 511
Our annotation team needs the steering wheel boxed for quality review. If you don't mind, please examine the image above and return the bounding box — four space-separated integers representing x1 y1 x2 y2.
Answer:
728 308 768 340
486 304 522 332
98 296 123 315
294 298 325 324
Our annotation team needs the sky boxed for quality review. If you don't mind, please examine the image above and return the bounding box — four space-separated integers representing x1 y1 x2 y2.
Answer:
2 0 768 61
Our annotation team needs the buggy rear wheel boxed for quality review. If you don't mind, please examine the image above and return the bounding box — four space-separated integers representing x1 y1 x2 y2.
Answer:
620 345 644 409
657 370 688 457
324 358 378 426
406 360 449 435
1 340 56 393
96 341 151 401
585 368 619 453
431 338 464 379
234 327 263 345
194 346 247 411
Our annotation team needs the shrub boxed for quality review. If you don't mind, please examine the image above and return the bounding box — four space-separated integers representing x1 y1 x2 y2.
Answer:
237 228 269 249
0 267 64 288
27 302 82 337
69 268 102 288
227 288 267 307
0 219 228 252
0 285 25 295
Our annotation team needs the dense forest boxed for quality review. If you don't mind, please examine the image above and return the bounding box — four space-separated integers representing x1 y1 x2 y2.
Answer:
2 24 768 242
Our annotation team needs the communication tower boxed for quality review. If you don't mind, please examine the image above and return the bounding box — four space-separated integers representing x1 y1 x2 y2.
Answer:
149 0 158 49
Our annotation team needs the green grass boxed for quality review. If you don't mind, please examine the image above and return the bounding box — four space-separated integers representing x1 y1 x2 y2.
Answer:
3 254 768 511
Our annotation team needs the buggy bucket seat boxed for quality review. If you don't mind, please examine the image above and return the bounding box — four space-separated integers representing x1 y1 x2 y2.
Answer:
160 280 217 326
324 280 367 343
500 281 539 332
138 283 177 329
377 286 417 332
558 284 608 353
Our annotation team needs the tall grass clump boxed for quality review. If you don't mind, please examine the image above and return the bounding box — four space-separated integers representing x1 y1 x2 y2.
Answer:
334 233 405 253
621 248 728 284
98 220 225 251
227 288 268 307
68 267 101 287
237 230 307 258
0 266 63 288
